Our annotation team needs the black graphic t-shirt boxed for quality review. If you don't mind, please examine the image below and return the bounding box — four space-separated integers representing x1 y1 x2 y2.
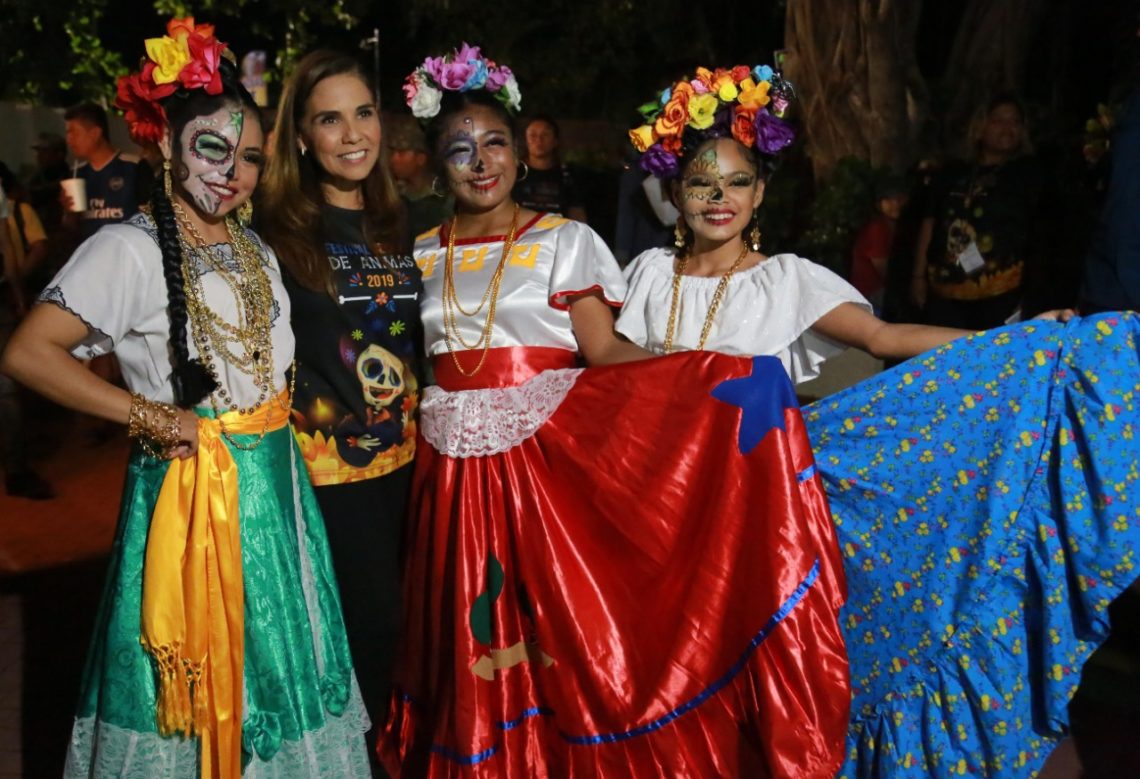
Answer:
77 153 151 240
512 164 583 216
924 157 1042 301
286 204 423 486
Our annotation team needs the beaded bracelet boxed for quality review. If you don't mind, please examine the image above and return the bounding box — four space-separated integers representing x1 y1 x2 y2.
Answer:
128 393 183 458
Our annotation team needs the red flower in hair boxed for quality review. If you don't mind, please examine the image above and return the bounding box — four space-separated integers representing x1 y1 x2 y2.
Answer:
116 70 169 144
180 32 227 94
731 65 751 83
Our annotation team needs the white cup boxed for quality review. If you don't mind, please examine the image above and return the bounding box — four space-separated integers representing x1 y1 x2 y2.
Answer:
61 178 87 213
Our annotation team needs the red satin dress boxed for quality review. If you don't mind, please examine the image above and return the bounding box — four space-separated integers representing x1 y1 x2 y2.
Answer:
379 217 850 777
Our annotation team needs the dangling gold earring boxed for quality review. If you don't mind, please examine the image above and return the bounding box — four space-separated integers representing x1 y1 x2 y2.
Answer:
749 215 762 252
163 160 173 199
237 200 253 227
674 219 687 250
517 160 529 181
431 176 447 198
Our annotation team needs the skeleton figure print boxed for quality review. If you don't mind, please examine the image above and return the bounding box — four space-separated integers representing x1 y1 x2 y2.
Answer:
286 203 423 487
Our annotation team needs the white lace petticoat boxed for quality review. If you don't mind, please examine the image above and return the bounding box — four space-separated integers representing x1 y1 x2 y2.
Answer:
419 368 584 458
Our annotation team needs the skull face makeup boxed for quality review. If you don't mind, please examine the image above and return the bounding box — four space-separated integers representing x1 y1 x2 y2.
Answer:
437 104 517 211
357 344 405 409
177 102 249 215
674 139 764 246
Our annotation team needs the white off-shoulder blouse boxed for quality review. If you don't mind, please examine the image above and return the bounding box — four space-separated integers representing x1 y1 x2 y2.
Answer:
616 247 871 384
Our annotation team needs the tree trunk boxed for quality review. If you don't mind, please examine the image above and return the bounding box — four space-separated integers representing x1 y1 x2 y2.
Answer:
783 0 927 181
940 0 1047 150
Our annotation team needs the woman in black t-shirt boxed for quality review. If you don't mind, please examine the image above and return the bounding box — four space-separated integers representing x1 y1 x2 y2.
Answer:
259 50 421 768
912 94 1042 329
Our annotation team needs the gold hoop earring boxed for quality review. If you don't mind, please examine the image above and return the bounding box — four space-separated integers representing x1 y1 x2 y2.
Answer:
163 160 173 199
237 200 253 227
431 176 448 198
749 215 762 252
517 160 529 181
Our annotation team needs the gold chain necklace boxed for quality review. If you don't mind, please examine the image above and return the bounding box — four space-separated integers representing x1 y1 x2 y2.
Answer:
441 204 521 376
172 204 293 450
662 243 751 353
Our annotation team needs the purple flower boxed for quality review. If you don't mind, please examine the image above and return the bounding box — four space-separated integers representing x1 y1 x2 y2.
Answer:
754 110 796 154
485 64 513 91
639 143 680 179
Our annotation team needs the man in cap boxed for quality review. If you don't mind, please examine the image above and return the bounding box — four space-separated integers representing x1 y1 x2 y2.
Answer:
386 117 452 238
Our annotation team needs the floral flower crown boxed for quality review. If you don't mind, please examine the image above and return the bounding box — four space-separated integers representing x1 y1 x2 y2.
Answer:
404 43 521 120
115 17 235 145
629 65 796 180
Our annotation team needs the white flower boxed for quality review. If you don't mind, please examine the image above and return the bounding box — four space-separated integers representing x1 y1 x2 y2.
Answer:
410 81 443 119
501 75 521 113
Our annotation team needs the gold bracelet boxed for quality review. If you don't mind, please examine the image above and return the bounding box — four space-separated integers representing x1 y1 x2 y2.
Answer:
128 393 183 457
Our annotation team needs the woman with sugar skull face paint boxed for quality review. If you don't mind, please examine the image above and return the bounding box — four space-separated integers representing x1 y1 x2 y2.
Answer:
258 52 422 771
1 20 371 778
379 46 852 778
618 67 1140 778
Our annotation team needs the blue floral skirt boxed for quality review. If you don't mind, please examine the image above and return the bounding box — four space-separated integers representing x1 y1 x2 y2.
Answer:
806 314 1140 777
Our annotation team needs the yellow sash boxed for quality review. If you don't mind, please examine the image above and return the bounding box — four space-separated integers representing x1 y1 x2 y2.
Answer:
141 392 290 779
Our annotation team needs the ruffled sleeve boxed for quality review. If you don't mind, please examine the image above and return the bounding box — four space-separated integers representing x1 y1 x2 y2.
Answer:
36 223 160 359
779 256 872 383
547 220 626 310
614 247 671 347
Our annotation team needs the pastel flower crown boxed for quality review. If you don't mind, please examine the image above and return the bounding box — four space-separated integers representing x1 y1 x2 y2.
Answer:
630 65 796 179
404 43 521 120
115 17 234 145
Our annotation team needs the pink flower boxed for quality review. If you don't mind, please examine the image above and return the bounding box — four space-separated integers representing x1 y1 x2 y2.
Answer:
403 72 419 102
690 79 709 95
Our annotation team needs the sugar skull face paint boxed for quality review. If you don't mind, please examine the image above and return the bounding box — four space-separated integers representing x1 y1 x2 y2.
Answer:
675 139 764 245
177 103 249 215
437 104 517 211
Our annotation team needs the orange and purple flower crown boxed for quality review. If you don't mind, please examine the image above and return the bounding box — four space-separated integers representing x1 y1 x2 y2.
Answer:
630 65 796 179
404 43 521 120
115 17 234 145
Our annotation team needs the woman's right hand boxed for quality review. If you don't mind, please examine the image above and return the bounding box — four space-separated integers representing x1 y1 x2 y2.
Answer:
166 408 201 460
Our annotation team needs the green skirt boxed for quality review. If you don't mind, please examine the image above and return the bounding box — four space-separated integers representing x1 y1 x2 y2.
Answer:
63 423 371 777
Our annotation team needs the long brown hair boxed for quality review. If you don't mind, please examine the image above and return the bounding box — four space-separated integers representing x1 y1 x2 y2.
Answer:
259 50 405 292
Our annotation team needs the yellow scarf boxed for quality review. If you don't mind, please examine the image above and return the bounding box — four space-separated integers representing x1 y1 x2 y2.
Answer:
141 392 290 778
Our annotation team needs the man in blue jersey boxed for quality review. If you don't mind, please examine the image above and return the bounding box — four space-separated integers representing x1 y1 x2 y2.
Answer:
62 102 152 240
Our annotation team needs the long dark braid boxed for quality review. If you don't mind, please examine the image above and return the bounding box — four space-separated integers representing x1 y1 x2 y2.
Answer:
155 59 257 408
152 171 217 407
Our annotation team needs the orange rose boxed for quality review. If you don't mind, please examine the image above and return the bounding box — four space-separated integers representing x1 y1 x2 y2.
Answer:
661 135 682 154
654 92 690 138
166 16 214 41
672 80 695 100
694 67 715 90
731 65 751 83
732 107 757 146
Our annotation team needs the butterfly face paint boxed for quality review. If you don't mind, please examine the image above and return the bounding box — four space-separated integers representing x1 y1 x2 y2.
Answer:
178 103 246 215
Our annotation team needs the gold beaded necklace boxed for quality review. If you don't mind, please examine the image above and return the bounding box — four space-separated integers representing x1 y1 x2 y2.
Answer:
662 243 751 353
172 203 293 450
441 203 521 376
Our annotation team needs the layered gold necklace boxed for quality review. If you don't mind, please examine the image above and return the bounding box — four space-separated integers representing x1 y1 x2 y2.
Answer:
441 203 521 376
173 202 293 450
662 243 751 353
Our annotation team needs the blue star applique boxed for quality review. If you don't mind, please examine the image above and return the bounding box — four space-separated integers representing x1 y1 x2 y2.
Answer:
710 356 799 455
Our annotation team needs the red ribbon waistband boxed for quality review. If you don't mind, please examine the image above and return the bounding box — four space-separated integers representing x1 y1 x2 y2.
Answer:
432 347 578 391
